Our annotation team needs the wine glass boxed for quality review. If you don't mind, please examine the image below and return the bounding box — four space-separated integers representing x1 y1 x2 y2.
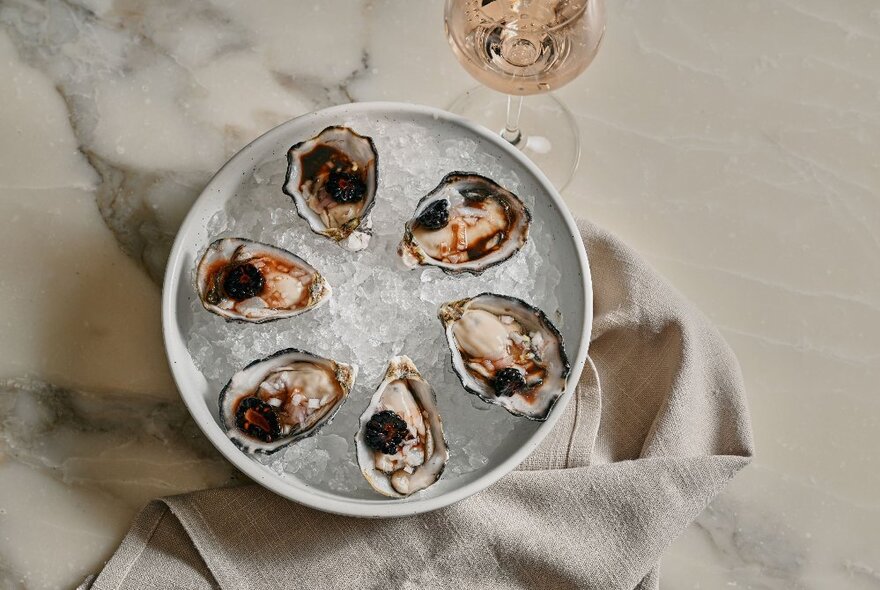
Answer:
445 0 606 189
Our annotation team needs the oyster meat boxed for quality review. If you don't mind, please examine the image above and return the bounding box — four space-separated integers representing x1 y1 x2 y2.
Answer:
439 293 570 421
283 126 378 251
398 172 531 274
196 238 331 323
220 348 357 454
355 356 448 497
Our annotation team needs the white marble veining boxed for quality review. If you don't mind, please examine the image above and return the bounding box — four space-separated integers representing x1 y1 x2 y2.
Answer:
0 0 877 588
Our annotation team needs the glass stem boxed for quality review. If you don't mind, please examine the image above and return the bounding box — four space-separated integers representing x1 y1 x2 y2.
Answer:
501 94 523 146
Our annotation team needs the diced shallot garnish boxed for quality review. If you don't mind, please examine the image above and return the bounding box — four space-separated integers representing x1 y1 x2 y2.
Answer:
531 332 545 350
453 221 468 251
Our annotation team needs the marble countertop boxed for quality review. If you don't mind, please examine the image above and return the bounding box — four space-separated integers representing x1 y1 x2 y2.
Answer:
0 0 877 588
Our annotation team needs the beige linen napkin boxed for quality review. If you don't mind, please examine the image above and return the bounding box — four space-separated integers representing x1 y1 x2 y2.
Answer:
84 219 753 590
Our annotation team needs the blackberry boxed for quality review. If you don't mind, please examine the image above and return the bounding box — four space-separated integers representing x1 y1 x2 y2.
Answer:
416 199 449 230
326 169 367 203
492 367 527 397
364 410 408 455
222 263 265 301
235 397 281 443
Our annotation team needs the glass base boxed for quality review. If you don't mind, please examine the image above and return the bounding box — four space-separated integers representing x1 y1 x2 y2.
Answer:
448 86 581 190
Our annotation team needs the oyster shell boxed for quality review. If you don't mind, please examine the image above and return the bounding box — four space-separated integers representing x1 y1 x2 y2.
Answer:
220 348 357 454
196 238 331 323
283 126 378 251
398 172 531 274
438 293 570 421
355 356 449 497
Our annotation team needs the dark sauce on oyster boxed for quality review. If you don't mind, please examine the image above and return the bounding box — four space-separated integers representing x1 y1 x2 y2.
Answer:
298 144 367 203
464 226 509 260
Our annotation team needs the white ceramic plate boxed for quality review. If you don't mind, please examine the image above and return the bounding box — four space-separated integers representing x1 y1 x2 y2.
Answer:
162 102 592 517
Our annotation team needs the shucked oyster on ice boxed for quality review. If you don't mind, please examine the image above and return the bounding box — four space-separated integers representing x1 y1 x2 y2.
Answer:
398 172 531 274
220 349 357 454
283 126 378 252
196 238 331 323
439 293 570 421
355 356 449 497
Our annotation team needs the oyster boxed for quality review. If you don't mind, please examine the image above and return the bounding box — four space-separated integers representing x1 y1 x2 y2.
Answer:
398 172 531 274
220 348 357 454
196 238 331 323
355 356 448 497
438 293 569 421
283 126 378 251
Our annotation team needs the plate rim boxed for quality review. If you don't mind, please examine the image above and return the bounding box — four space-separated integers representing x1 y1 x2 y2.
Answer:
162 101 592 518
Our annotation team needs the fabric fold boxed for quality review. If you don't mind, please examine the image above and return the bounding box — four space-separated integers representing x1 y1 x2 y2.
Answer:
86 219 753 590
